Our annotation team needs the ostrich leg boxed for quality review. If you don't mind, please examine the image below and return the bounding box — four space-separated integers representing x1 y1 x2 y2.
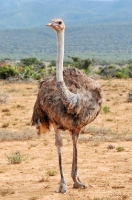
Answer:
53 124 67 193
71 130 87 189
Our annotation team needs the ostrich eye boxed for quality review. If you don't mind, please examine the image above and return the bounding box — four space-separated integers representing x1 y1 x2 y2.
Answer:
58 21 62 25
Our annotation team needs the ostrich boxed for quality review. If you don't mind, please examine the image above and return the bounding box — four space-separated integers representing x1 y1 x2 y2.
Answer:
32 18 103 193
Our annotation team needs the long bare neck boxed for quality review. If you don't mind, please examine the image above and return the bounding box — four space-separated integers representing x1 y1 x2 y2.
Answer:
55 29 81 114
56 30 64 82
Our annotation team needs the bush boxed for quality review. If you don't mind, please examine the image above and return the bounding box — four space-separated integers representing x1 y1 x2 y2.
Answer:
21 57 41 66
127 64 132 78
115 68 128 79
98 65 129 79
68 56 91 74
5 151 23 164
0 66 17 79
17 66 44 80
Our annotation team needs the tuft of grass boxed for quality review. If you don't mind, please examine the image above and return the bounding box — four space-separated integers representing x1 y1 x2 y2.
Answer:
28 143 38 149
102 106 110 113
14 104 25 109
2 108 10 112
1 122 10 128
106 118 113 122
116 146 125 152
5 151 23 164
47 170 57 176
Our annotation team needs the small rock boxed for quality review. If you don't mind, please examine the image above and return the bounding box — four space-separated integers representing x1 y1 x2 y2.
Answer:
107 144 115 149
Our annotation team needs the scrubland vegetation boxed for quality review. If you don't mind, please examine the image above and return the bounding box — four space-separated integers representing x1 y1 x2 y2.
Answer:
0 56 132 200
0 56 132 81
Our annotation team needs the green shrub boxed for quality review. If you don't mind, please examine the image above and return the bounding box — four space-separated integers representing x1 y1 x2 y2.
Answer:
47 170 57 176
102 106 110 113
115 69 128 79
5 151 23 164
21 57 41 66
68 56 91 75
98 65 129 79
18 66 44 80
0 66 17 79
116 147 125 152
127 64 132 78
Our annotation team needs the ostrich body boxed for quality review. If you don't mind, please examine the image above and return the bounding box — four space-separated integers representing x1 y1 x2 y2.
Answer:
32 19 103 193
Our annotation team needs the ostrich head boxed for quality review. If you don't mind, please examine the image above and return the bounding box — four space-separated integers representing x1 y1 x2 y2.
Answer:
46 18 65 32
46 18 65 82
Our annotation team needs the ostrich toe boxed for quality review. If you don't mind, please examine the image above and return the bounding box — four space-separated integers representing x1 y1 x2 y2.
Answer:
73 177 87 189
55 182 67 193
73 181 87 189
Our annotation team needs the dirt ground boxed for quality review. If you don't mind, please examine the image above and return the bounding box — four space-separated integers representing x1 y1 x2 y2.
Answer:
0 79 132 200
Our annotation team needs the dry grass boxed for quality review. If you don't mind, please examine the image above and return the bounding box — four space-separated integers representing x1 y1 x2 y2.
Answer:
0 92 9 104
0 128 37 141
81 125 132 143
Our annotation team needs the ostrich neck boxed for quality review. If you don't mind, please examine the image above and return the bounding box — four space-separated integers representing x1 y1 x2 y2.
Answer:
56 29 81 115
56 30 64 82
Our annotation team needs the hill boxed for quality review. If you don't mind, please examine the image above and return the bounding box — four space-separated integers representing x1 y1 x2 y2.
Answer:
0 0 132 29
0 23 132 61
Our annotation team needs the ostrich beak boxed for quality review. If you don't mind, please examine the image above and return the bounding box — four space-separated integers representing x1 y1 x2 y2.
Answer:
46 23 52 27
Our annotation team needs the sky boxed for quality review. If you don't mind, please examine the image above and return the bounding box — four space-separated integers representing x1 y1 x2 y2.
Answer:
85 0 118 1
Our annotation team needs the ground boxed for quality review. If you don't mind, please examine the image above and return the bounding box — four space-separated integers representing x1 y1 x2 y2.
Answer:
0 79 132 200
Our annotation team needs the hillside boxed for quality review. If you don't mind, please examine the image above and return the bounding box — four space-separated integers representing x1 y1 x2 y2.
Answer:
0 0 132 29
0 0 132 61
0 23 132 60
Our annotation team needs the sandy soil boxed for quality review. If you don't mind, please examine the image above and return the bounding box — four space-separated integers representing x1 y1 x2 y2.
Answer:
0 79 132 200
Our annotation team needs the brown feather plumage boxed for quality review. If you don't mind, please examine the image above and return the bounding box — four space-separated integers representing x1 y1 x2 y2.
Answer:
32 67 103 133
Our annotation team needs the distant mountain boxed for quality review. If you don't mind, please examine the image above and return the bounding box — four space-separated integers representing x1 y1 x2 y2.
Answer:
0 0 132 29
0 0 132 60
0 23 132 60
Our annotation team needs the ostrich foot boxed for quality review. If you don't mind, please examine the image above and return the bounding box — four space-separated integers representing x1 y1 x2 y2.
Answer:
73 177 87 189
55 182 67 193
